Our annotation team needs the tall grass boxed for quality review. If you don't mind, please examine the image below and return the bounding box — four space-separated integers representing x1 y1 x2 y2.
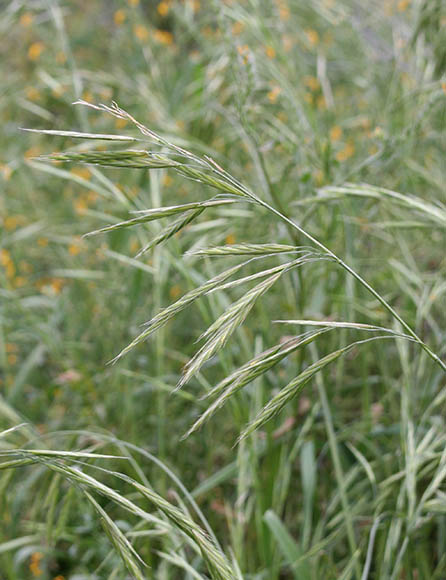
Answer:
2 0 446 578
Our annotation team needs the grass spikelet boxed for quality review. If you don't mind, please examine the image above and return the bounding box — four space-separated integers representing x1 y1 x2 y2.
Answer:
84 198 237 238
109 261 251 363
85 491 147 580
187 243 298 256
184 329 330 438
177 271 283 390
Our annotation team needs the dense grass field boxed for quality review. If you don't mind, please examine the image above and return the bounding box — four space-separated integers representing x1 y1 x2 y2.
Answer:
1 1 446 578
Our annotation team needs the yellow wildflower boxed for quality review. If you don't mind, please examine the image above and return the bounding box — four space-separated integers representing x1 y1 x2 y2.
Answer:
157 1 170 16
70 167 91 180
336 142 355 162
329 126 342 142
225 234 236 245
0 164 12 180
397 0 410 11
265 45 276 59
37 237 48 247
127 0 139 5
7 354 17 365
28 42 45 61
25 86 41 101
74 199 88 215
305 29 319 46
267 86 282 103
232 21 244 36
162 174 173 187
154 29 173 45
169 285 181 299
20 12 34 27
4 216 20 231
303 76 320 91
134 24 149 41
0 249 11 266
50 278 64 295
114 9 126 25
29 552 43 577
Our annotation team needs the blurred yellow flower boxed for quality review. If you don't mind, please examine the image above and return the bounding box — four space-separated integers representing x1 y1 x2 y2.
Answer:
0 249 11 266
397 0 410 11
114 9 126 25
267 86 282 103
127 0 139 5
68 243 81 256
157 1 170 16
232 21 244 36
303 76 320 91
37 237 49 247
0 164 12 180
28 42 45 61
225 234 236 245
70 167 91 180
336 142 355 162
25 86 41 101
134 25 149 41
154 29 173 45
265 45 276 59
162 174 173 187
4 216 20 231
29 552 43 577
74 199 88 215
169 285 181 299
20 12 34 27
115 117 128 129
305 29 319 46
329 126 342 142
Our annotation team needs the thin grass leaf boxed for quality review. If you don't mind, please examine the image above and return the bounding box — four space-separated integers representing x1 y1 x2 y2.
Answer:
2 450 234 580
156 550 206 579
263 509 311 580
85 491 147 580
21 128 139 142
297 183 446 227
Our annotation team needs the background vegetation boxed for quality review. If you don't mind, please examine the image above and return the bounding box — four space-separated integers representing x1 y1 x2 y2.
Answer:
1 0 445 578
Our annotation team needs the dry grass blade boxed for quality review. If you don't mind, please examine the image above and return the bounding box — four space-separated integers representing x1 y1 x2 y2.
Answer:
184 329 330 438
177 271 283 390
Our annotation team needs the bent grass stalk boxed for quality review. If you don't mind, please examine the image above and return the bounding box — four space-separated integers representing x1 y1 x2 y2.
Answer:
27 100 445 375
